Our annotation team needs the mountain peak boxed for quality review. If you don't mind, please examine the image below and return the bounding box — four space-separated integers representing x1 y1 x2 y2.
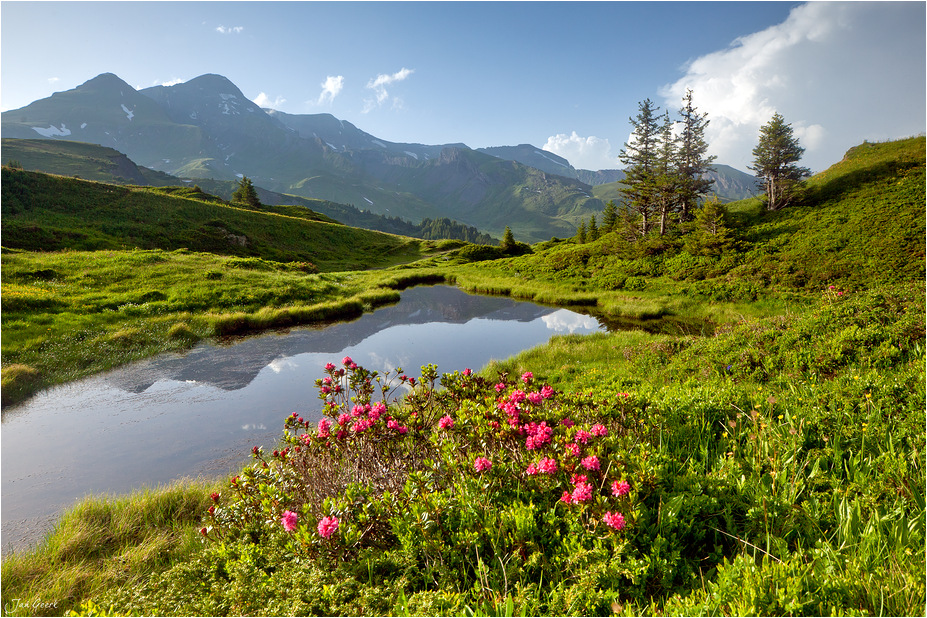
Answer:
78 72 136 93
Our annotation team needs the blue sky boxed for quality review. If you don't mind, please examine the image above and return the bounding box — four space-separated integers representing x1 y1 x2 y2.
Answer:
1 1 924 172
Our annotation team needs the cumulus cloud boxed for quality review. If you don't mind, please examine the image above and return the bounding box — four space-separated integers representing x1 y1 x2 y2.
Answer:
216 25 244 34
542 132 617 170
660 2 925 172
253 92 287 109
316 75 344 106
363 67 414 113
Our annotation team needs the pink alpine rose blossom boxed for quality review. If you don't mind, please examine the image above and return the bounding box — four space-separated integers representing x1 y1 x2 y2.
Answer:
590 423 608 437
281 510 298 532
566 442 581 457
438 415 454 430
575 429 592 444
612 480 631 496
538 457 557 474
581 455 600 471
495 382 507 393
571 482 594 503
337 413 351 426
603 511 626 530
560 491 573 504
521 371 534 384
317 418 331 438
526 463 539 476
540 385 555 399
463 368 473 376
317 515 340 538
527 391 543 405
474 457 492 473
342 356 353 366
325 362 336 372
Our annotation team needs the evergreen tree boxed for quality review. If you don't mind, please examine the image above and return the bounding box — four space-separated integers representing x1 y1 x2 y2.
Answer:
588 215 599 241
231 176 261 208
683 196 736 256
619 99 661 237
676 89 716 222
655 111 681 236
500 226 516 252
749 113 811 211
576 220 587 244
601 200 618 232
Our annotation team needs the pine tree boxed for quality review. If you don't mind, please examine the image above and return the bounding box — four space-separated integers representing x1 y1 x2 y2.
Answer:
588 215 599 241
619 99 661 237
500 226 516 252
749 113 811 211
232 176 261 208
683 196 736 256
576 220 587 244
676 89 716 222
654 111 681 236
601 200 618 232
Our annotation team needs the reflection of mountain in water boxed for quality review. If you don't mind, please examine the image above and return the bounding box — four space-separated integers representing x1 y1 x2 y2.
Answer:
106 286 595 394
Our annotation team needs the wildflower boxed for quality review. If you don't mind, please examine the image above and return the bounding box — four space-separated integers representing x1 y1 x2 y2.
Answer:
320 386 331 395
281 510 298 532
527 391 543 405
603 511 626 531
337 413 351 426
318 418 331 438
509 389 527 404
474 457 492 473
538 457 557 474
438 415 455 430
560 491 573 504
575 429 592 444
590 423 608 437
526 463 539 476
351 404 365 417
571 482 593 503
566 442 581 457
521 371 534 384
200 527 208 536
210 492 220 502
325 362 336 371
581 455 600 471
342 356 353 366
571 473 588 485
560 417 575 428
208 505 215 515
463 368 473 376
317 515 339 538
540 385 555 399
495 382 506 393
611 480 631 496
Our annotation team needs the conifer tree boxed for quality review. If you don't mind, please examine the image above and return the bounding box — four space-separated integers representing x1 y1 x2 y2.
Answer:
601 200 618 232
619 99 661 237
749 113 811 211
232 176 261 208
500 226 516 252
655 111 681 236
588 215 599 241
676 89 716 222
683 196 736 256
576 220 587 244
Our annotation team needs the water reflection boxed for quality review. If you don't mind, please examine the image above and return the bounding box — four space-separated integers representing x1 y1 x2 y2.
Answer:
1 286 605 553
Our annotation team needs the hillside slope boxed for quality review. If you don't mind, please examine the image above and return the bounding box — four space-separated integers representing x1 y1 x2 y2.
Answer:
0 168 429 271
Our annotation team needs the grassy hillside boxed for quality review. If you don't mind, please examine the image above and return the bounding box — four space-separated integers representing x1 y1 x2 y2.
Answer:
0 167 428 270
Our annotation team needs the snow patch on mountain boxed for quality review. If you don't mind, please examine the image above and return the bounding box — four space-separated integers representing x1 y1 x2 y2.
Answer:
121 104 134 121
534 149 568 167
32 124 71 137
404 151 419 160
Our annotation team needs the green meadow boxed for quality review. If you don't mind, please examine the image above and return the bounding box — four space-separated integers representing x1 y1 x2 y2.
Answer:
1 137 924 616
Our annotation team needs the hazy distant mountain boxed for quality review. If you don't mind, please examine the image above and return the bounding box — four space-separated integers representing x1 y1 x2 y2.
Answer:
1 72 753 242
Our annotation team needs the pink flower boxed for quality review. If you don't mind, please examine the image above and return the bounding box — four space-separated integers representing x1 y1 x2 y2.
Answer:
521 371 534 384
342 356 353 366
581 455 600 471
320 386 331 395
571 482 593 503
571 473 588 485
575 429 592 444
463 368 473 376
526 463 539 476
317 418 331 438
590 424 608 437
566 442 581 457
509 389 527 404
281 510 298 532
612 480 631 496
495 382 506 393
438 415 454 430
474 457 492 473
325 362 336 372
560 417 575 428
351 404 365 418
337 413 351 426
527 391 543 405
538 457 557 474
603 511 626 531
540 385 555 399
317 515 339 538
560 491 573 504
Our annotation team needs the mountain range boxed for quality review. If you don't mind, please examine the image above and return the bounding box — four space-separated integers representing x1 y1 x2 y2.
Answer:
1 72 757 243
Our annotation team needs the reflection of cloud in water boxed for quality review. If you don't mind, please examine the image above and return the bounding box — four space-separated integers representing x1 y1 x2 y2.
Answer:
267 357 299 373
241 423 267 431
542 310 600 333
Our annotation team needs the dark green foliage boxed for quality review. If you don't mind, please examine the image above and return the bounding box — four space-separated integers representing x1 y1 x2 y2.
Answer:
231 176 261 208
675 89 716 222
619 99 662 236
601 200 618 232
749 113 811 211
682 197 738 256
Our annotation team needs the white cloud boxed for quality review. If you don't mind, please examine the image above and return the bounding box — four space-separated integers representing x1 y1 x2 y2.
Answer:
216 25 244 34
253 92 286 109
47 77 59 84
660 2 926 172
316 75 344 106
363 67 414 113
542 132 617 170
154 78 184 87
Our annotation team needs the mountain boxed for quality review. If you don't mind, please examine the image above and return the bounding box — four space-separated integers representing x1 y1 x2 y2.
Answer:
1 72 750 242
